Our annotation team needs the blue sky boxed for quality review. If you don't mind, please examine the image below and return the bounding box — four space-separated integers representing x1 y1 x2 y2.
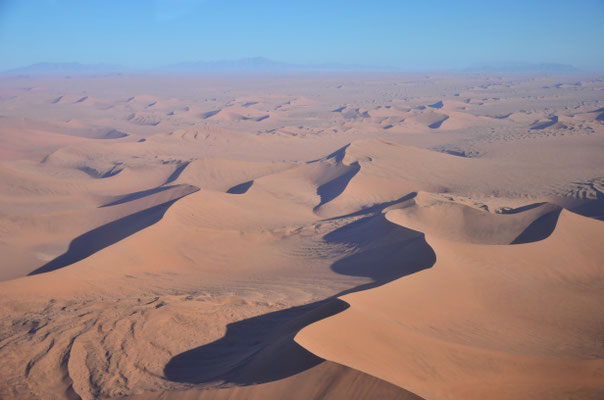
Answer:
1 0 603 70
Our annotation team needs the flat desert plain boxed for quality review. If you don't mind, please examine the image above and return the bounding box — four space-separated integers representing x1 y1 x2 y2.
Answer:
0 73 603 400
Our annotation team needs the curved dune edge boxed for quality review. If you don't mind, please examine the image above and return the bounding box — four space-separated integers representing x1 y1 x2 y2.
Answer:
294 209 604 400
27 183 199 276
128 361 424 400
134 297 425 400
383 191 562 245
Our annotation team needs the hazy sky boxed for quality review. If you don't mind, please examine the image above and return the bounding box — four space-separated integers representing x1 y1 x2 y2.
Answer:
1 0 603 70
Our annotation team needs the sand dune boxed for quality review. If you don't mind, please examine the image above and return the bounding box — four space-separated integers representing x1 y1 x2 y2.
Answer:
201 105 271 122
0 74 602 400
128 112 162 126
408 110 450 129
172 158 295 191
385 192 561 244
135 361 423 400
296 209 604 400
30 185 198 275
530 115 559 130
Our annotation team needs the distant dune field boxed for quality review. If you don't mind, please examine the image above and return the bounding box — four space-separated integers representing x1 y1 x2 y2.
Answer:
0 73 603 400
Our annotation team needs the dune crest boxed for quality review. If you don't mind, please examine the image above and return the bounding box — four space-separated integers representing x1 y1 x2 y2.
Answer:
296 209 604 400
0 74 603 399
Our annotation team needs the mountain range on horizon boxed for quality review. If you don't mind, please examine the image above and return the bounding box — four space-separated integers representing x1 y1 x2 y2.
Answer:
1 58 585 75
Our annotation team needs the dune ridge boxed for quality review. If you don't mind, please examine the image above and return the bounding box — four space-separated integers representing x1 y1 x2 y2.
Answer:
296 207 604 400
0 74 603 399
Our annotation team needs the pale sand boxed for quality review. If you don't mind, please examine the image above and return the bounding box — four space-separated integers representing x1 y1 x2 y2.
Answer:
0 73 602 399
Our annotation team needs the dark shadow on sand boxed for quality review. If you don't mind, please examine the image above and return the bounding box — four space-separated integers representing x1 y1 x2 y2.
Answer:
429 115 449 129
324 214 435 291
530 115 558 130
100 185 179 207
314 162 360 211
511 209 562 244
164 161 190 184
29 200 178 275
164 211 436 386
567 183 604 221
321 193 416 222
227 180 254 194
164 299 350 385
163 195 579 387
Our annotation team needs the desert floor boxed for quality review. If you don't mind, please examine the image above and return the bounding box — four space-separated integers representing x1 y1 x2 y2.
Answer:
0 73 603 400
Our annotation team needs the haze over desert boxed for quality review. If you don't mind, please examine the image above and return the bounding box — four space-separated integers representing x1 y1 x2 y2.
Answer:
1 1 604 399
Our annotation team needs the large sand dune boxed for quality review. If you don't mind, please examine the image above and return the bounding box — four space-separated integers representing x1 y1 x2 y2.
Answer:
296 210 604 400
0 74 602 399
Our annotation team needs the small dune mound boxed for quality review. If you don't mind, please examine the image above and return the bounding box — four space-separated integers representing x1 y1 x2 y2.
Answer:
414 109 484 130
226 180 254 194
530 115 558 130
488 112 512 119
97 129 128 139
427 100 444 109
385 192 562 245
438 149 481 158
77 164 124 179
200 105 271 122
409 111 450 129
124 94 160 107
127 112 161 126
200 109 221 119
46 94 90 104
332 105 371 120
428 115 449 128
172 158 295 192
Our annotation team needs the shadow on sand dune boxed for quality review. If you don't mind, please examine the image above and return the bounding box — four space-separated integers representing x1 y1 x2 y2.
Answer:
164 212 436 387
164 299 350 385
164 161 190 184
314 162 361 212
99 185 180 207
29 200 179 276
163 196 575 389
566 183 604 221
530 115 558 130
325 217 436 292
511 208 562 244
227 180 254 194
